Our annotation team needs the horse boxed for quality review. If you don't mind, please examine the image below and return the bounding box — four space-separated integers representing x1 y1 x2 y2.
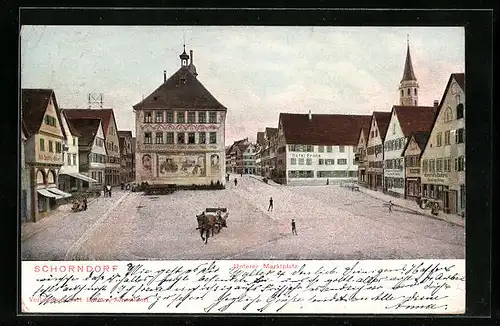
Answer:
196 213 217 244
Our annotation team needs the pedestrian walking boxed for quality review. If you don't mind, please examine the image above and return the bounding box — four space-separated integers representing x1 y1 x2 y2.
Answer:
291 219 297 235
268 197 274 211
234 178 238 186
83 196 88 211
388 200 393 213
103 185 108 197
107 184 112 197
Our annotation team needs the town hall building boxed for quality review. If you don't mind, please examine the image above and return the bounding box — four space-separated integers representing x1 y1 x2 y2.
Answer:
133 46 228 186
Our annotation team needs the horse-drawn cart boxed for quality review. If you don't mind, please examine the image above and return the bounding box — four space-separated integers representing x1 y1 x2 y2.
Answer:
196 207 229 244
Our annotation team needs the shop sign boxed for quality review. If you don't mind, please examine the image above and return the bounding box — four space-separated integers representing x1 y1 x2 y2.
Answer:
409 168 420 174
38 152 62 163
290 153 320 158
423 173 448 184
384 169 403 177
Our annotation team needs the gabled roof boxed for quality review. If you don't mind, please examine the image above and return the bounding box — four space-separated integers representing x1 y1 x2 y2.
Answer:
421 73 465 156
21 119 29 140
256 131 265 145
370 111 392 141
62 109 117 136
118 130 133 139
280 113 372 146
61 109 82 137
393 105 437 137
66 118 103 148
401 131 429 157
133 66 227 111
21 89 66 138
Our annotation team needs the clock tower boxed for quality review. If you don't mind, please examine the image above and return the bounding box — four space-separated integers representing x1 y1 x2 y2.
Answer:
399 36 419 106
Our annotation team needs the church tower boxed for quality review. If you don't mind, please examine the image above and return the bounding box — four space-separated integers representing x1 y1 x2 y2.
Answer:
399 36 419 106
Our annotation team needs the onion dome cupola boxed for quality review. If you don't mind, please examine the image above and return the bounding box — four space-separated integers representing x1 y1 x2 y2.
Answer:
179 44 190 67
399 35 419 106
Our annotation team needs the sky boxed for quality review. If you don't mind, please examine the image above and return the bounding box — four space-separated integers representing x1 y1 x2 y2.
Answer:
21 26 464 145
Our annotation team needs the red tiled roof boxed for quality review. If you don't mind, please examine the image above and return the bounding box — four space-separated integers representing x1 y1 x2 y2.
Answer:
453 73 465 90
394 105 437 137
280 113 372 146
61 109 82 137
21 89 66 139
62 109 116 136
133 66 227 111
371 111 392 141
66 118 103 148
401 131 430 157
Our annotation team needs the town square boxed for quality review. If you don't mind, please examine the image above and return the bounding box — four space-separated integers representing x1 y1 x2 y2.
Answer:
20 26 465 261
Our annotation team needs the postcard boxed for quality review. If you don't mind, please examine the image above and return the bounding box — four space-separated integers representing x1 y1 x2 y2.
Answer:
20 24 466 314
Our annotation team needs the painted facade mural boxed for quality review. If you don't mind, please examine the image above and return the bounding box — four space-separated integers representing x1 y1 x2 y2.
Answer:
141 154 152 172
210 154 220 174
158 154 206 178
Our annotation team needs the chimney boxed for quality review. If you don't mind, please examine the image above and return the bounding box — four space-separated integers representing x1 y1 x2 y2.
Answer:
163 70 167 83
308 110 312 120
433 100 439 109
190 50 193 65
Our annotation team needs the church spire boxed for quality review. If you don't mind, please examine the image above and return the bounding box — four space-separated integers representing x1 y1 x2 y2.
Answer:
398 35 419 106
401 35 417 82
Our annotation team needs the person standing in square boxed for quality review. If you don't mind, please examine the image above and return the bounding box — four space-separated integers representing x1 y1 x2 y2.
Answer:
268 197 274 211
291 219 297 235
389 201 393 213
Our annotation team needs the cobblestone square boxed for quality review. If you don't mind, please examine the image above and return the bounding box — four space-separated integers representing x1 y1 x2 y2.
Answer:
21 175 465 261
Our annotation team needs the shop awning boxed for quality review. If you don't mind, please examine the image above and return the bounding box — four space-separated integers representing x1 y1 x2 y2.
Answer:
47 187 72 198
37 188 63 199
61 172 98 183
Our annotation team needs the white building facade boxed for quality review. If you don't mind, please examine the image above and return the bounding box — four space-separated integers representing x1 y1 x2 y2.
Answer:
420 73 465 216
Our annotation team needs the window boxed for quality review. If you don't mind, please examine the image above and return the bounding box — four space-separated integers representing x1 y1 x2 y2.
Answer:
155 132 163 144
188 133 195 144
375 130 378 137
209 132 217 144
144 132 152 144
209 112 217 123
155 111 163 123
48 140 53 152
392 123 396 134
306 145 313 152
177 133 185 144
73 154 77 165
55 142 62 153
457 103 464 119
407 88 411 95
436 158 443 172
177 111 185 123
72 138 76 146
414 88 417 95
166 111 173 123
198 132 206 144
429 159 435 172
458 156 465 171
401 90 404 97
187 112 196 123
290 158 297 165
298 158 304 165
306 158 312 165
339 145 345 153
326 146 332 153
166 132 174 144
318 159 324 165
444 131 451 145
198 111 206 123
318 146 324 153
456 128 465 144
444 157 451 172
325 159 335 165
44 115 57 127
144 112 152 123
444 108 452 122
436 133 442 147
337 159 347 165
